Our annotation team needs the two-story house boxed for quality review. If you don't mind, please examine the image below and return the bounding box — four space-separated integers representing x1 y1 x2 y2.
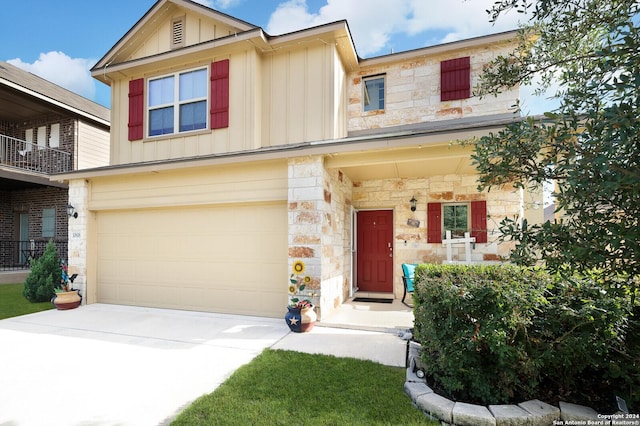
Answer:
0 61 109 282
58 0 543 319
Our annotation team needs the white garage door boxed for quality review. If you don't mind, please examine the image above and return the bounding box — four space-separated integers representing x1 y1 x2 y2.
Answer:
96 202 287 317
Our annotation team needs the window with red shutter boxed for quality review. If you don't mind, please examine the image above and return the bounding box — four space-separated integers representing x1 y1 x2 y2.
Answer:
441 56 470 101
128 78 144 141
428 200 487 244
427 202 442 243
210 59 229 129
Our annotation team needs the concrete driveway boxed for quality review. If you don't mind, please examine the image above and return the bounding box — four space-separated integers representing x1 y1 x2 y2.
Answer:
0 304 290 425
0 303 408 425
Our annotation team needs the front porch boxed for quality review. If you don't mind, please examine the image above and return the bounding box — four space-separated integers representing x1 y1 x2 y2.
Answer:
320 291 414 332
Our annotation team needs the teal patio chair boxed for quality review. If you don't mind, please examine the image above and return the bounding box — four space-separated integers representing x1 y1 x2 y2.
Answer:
401 263 417 306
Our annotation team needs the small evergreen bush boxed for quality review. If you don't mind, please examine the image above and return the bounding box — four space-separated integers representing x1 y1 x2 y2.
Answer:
23 241 61 303
412 264 639 411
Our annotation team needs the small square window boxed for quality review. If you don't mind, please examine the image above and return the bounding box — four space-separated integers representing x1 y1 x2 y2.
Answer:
363 76 385 112
443 204 469 238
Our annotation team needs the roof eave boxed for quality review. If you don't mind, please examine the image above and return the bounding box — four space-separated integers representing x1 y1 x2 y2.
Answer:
0 77 110 127
52 114 531 182
91 0 258 73
359 29 519 67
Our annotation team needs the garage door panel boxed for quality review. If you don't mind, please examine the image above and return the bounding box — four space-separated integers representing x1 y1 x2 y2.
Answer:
96 203 287 317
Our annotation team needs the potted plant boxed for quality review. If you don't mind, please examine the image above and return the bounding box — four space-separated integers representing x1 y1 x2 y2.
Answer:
53 260 81 310
285 260 317 332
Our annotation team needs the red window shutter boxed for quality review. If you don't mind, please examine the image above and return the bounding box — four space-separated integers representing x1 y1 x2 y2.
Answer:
128 78 144 141
441 56 470 101
210 59 230 129
471 200 487 243
427 202 442 243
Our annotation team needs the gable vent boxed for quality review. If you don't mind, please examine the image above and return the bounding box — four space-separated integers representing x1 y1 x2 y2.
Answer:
171 17 185 49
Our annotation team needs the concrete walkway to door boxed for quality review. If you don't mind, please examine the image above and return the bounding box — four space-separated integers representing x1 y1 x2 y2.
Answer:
0 300 412 425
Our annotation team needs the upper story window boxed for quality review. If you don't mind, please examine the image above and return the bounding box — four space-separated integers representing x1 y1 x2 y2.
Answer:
363 75 385 112
128 59 229 141
148 68 208 137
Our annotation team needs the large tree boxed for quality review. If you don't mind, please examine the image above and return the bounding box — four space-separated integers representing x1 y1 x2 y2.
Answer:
473 0 640 286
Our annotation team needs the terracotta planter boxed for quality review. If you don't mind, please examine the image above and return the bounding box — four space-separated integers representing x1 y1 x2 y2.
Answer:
285 305 317 332
300 306 317 332
53 290 81 310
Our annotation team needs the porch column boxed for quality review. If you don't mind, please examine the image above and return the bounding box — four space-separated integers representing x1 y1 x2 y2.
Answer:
288 157 324 317
67 179 88 304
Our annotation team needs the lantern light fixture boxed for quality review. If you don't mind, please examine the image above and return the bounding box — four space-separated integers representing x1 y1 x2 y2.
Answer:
410 196 417 212
67 204 78 219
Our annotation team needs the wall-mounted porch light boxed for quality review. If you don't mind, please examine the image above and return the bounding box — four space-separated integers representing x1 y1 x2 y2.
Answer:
67 204 78 219
410 196 417 212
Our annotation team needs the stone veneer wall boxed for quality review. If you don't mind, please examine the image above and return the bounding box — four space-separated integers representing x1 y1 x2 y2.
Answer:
353 175 521 298
288 157 354 320
321 167 353 319
347 44 518 132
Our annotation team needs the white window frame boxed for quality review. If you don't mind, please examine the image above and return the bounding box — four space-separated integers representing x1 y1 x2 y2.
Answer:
363 75 385 112
42 208 55 238
147 67 208 138
37 126 46 150
24 128 33 152
49 123 60 148
442 203 470 239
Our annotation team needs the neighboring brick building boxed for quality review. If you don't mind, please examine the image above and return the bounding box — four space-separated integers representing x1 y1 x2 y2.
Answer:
58 0 543 319
0 61 109 275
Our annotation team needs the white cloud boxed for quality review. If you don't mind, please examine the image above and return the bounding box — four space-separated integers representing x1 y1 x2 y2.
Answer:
193 0 242 9
407 0 527 43
267 0 412 56
266 0 530 57
213 0 243 8
8 52 96 100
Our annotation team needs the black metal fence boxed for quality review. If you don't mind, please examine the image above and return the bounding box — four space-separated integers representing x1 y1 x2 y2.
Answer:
0 240 68 271
0 134 71 174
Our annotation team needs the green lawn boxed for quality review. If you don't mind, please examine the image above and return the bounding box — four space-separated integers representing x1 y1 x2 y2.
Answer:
0 283 54 319
172 349 435 425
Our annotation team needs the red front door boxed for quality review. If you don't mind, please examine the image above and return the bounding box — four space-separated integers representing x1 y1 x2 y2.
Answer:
357 210 393 292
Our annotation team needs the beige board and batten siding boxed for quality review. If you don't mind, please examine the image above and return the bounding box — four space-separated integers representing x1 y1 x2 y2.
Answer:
77 120 109 170
109 49 261 165
261 42 347 147
88 159 289 317
110 43 347 165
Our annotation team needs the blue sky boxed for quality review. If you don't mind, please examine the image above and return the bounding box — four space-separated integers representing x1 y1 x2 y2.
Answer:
0 0 551 112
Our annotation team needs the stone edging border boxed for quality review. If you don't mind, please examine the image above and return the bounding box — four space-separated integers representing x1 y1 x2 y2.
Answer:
404 340 625 426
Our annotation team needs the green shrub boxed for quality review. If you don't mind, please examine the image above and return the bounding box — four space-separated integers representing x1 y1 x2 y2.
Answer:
23 241 61 303
413 264 639 410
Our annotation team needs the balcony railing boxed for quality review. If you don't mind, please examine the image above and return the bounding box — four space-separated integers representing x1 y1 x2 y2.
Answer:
0 240 68 271
0 134 71 174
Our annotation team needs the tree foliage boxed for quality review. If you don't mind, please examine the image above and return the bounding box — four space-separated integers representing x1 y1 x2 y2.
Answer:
472 0 640 286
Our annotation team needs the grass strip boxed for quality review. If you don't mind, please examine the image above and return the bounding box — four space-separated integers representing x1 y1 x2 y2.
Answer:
173 348 434 425
0 283 54 319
